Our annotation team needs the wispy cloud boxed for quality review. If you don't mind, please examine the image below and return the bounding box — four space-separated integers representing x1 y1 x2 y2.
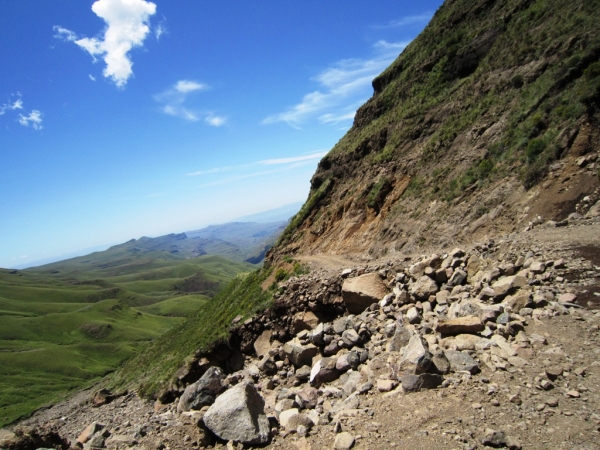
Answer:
262 41 408 128
375 12 434 29
259 151 327 165
154 79 208 122
155 80 227 125
205 115 227 127
186 151 327 178
374 40 410 51
18 110 43 130
54 0 157 88
154 18 166 40
1 94 43 130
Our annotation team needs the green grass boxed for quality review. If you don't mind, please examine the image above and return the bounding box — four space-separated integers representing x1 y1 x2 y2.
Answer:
0 255 255 427
137 294 210 317
109 267 274 399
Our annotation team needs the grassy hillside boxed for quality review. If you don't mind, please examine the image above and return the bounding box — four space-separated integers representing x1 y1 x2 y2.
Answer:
0 255 255 427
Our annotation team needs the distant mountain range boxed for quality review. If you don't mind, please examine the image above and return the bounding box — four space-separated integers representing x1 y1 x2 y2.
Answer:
16 202 302 270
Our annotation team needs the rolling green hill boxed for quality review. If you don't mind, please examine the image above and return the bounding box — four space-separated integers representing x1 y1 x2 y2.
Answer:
0 254 255 427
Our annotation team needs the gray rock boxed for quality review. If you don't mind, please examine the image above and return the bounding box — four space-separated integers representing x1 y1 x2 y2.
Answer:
436 316 484 335
342 371 363 397
341 329 361 347
283 338 319 367
481 429 505 446
431 351 450 374
387 326 411 352
444 350 479 374
310 357 340 386
253 330 273 358
333 316 353 334
295 365 312 382
333 432 355 450
406 307 421 324
258 356 277 375
342 273 388 314
401 373 443 392
203 381 270 445
410 275 438 300
398 335 431 375
310 322 325 345
275 399 297 419
492 276 528 299
295 386 318 410
177 366 225 412
448 269 467 286
279 408 314 432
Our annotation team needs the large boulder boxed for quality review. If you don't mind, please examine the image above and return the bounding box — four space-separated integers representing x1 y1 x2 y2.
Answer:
342 273 388 313
177 367 225 412
203 381 270 445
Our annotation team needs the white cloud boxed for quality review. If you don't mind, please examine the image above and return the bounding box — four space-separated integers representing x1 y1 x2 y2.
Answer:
262 42 405 128
175 80 206 93
154 79 206 122
259 151 327 165
89 74 96 81
54 0 157 88
186 150 327 178
155 80 223 125
53 26 78 42
18 110 43 130
1 94 43 131
205 115 226 127
154 19 166 40
376 13 434 29
0 96 23 115
374 40 410 51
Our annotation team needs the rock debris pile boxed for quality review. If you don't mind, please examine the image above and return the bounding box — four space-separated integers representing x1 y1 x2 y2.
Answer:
5 229 600 449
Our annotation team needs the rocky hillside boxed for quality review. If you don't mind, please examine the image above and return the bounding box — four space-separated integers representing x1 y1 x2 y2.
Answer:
272 0 600 261
7 218 600 449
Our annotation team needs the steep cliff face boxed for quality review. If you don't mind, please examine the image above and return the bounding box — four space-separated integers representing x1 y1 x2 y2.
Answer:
271 0 600 261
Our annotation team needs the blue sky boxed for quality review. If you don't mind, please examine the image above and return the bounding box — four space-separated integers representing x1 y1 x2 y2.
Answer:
0 0 443 268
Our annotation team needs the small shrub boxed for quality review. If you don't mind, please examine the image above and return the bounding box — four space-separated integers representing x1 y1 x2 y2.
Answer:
476 158 494 179
405 176 426 197
511 74 524 88
366 177 392 209
525 138 547 162
584 61 600 80
567 55 581 69
274 268 288 283
292 262 309 276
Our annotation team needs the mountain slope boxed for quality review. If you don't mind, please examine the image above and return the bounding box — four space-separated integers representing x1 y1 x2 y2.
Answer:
272 0 600 261
40 0 600 410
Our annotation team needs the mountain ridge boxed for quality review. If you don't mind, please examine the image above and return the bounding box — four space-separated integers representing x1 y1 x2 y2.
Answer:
269 0 600 262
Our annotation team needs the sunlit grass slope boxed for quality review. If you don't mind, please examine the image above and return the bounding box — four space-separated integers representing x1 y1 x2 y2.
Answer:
0 255 255 427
